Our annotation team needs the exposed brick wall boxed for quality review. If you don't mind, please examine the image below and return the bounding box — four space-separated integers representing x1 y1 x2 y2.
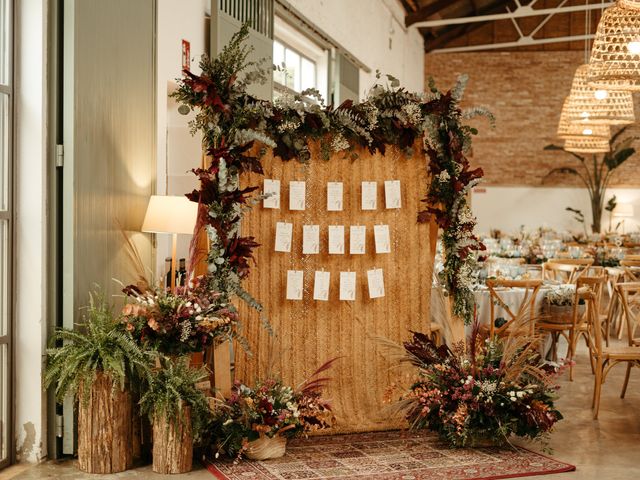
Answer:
424 50 640 187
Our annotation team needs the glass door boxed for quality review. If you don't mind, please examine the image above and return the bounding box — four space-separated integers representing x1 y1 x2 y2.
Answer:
0 0 12 469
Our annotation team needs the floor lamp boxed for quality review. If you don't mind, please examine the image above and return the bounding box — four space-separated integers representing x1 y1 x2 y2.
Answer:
142 195 198 292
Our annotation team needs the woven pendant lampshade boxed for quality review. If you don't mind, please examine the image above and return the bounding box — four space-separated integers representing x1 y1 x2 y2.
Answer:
587 1 640 91
565 64 635 125
564 136 611 154
557 99 610 140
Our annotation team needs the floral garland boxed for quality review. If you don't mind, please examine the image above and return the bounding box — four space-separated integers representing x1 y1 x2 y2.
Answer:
172 24 490 324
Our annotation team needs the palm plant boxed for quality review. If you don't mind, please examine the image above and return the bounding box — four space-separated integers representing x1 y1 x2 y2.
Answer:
543 126 638 234
44 293 150 402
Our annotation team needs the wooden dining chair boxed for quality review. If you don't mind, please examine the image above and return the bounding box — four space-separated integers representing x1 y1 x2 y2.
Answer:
485 279 543 339
537 276 605 381
617 282 640 348
542 262 580 284
587 289 640 419
546 258 594 280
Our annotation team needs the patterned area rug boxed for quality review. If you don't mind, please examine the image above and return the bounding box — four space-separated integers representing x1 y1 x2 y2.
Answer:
206 430 575 480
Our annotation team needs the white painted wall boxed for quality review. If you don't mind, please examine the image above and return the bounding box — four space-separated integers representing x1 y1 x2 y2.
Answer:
472 186 640 236
14 0 47 463
287 0 424 97
155 0 208 277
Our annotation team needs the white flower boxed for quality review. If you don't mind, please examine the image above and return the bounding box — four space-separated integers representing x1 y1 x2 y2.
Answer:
437 170 450 183
331 133 350 152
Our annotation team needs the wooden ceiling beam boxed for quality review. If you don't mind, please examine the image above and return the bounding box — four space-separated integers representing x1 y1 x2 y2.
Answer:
405 0 465 27
424 0 514 52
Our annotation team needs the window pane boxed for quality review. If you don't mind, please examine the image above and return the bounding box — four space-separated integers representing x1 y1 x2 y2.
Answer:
284 48 300 91
273 40 285 85
301 57 316 91
0 220 5 337
0 0 7 85
0 343 7 462
0 93 6 211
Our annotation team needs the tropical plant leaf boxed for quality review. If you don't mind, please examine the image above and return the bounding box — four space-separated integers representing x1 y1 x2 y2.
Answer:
605 147 635 171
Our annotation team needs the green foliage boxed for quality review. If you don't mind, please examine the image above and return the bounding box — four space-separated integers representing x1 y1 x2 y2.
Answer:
139 356 211 441
605 195 617 213
543 126 638 233
43 293 151 404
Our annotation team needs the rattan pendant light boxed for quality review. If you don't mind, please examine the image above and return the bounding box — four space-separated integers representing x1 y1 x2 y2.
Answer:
564 136 611 154
587 1 640 91
557 98 610 140
565 64 635 125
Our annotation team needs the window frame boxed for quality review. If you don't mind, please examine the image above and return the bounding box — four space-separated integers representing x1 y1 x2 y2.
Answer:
0 0 13 469
273 38 317 95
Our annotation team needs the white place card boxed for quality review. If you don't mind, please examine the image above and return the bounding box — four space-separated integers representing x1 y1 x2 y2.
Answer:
286 270 304 300
328 225 345 254
361 181 377 210
327 182 344 211
302 225 320 255
313 271 331 301
339 271 356 301
263 179 281 209
275 222 293 253
374 224 391 254
367 268 385 299
289 181 306 211
384 180 402 209
349 225 366 255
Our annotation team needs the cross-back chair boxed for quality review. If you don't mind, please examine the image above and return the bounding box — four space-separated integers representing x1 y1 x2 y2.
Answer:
587 288 640 419
486 279 543 339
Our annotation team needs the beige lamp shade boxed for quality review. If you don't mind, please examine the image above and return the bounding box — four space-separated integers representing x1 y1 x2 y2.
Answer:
613 203 634 217
587 2 640 91
565 65 635 125
141 195 198 235
564 136 611 154
557 98 610 140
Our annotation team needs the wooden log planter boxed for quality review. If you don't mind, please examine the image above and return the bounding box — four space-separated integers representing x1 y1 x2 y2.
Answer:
152 406 193 474
77 372 133 474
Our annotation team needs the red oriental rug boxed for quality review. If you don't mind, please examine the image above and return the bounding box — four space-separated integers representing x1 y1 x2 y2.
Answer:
206 430 575 480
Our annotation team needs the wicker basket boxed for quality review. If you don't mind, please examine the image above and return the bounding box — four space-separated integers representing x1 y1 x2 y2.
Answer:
544 303 585 324
245 434 287 461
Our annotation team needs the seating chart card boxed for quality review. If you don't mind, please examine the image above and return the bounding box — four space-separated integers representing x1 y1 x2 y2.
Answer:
339 271 356 301
367 268 385 299
384 180 401 209
263 179 280 209
286 270 304 300
313 271 331 301
374 224 391 254
302 225 320 255
275 222 293 252
349 225 366 255
328 225 345 254
361 181 377 210
327 182 344 211
289 181 306 211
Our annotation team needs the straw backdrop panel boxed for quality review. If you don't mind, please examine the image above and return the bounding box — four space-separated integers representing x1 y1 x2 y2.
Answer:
235 142 433 433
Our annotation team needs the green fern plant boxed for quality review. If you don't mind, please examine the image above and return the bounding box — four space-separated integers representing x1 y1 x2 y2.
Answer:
139 356 211 441
43 293 151 404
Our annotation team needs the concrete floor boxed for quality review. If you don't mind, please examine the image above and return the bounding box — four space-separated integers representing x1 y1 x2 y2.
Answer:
3 341 640 480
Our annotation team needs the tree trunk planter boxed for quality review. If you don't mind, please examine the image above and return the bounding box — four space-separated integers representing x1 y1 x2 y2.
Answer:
152 406 193 474
77 372 133 474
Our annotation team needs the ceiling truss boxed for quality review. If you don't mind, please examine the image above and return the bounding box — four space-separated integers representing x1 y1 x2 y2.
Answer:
410 0 614 53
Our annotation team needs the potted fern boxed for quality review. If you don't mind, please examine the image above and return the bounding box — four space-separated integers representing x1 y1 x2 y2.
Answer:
44 294 150 474
140 356 211 474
